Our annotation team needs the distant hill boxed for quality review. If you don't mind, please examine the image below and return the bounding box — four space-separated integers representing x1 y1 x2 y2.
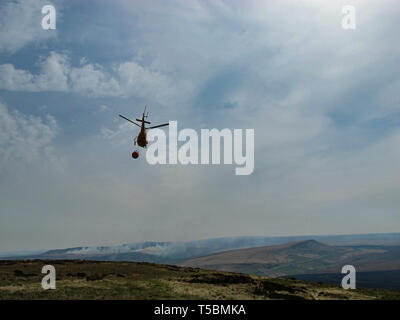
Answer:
2 233 399 262
179 240 400 278
1 260 399 300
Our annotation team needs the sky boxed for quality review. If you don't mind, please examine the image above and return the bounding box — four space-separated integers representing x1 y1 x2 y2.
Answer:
0 0 399 253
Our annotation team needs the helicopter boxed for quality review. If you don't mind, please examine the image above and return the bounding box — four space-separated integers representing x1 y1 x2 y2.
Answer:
119 106 169 159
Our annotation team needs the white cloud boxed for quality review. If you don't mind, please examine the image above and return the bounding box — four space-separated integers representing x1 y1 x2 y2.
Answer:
69 63 121 97
35 52 69 91
118 61 176 102
0 0 60 53
0 52 179 102
0 52 68 91
0 101 60 172
0 64 35 90
0 52 109 95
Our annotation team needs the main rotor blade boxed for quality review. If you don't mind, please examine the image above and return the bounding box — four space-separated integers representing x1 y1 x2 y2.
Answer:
119 114 141 128
147 123 169 129
136 118 151 124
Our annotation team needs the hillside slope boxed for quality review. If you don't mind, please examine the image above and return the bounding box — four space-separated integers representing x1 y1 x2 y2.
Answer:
180 240 400 277
1 260 399 300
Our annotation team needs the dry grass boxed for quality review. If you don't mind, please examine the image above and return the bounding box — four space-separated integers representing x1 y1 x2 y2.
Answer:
0 260 399 300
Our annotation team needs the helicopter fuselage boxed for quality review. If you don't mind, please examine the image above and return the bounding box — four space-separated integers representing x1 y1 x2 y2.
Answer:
119 106 168 152
136 113 148 148
137 129 147 147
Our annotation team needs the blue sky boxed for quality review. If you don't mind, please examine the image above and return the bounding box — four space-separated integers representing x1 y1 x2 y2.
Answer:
0 0 399 252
